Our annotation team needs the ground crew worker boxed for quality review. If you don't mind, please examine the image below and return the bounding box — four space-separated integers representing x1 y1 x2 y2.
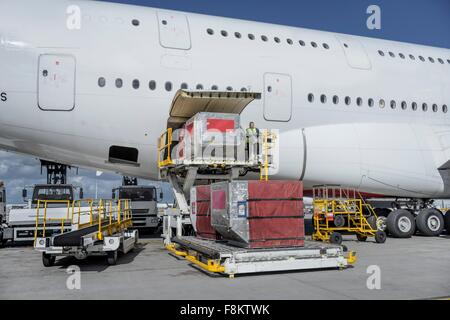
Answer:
246 122 260 161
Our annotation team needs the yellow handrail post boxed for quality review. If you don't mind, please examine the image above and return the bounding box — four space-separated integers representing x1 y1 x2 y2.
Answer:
34 200 41 244
43 201 48 239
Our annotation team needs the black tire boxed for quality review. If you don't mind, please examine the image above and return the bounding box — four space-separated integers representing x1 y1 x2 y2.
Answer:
445 210 450 235
334 215 346 228
42 253 55 267
107 250 118 266
367 216 378 230
330 232 343 245
375 231 387 244
356 234 368 242
416 209 445 237
387 209 416 238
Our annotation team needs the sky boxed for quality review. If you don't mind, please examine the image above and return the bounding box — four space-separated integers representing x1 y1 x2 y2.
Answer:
2 0 450 203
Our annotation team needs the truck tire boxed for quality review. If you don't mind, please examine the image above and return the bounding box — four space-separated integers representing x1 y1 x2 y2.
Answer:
416 209 444 237
330 232 343 245
42 253 55 267
445 211 450 235
387 210 416 238
107 250 118 266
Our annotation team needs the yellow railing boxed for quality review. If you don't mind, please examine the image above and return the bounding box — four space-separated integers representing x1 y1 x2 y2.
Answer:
34 199 133 243
260 129 277 181
158 128 174 168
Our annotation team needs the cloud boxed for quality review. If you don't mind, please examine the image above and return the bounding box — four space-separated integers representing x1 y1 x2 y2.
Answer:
0 151 174 204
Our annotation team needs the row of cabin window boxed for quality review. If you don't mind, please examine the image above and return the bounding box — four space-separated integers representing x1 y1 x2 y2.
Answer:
307 93 448 113
378 50 450 65
207 28 330 50
97 77 248 92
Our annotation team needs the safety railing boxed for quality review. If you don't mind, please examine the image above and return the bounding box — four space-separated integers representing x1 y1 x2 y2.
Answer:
34 199 133 243
260 129 277 181
158 128 174 168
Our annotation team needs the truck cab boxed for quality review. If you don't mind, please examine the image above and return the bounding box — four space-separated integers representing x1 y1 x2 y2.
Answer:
113 186 162 232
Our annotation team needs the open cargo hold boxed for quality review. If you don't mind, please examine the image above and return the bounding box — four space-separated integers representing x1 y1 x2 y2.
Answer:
177 112 244 164
211 181 305 248
190 185 220 240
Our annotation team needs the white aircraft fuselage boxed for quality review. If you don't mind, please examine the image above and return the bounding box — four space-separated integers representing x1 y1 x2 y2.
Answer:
1 0 450 199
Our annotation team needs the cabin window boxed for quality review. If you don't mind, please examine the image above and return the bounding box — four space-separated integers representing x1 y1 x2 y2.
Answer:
401 101 407 110
368 98 374 107
248 34 255 40
132 19 140 26
422 103 428 112
308 93 314 103
261 35 268 42
333 95 339 105
241 87 248 92
357 97 363 106
378 50 384 56
438 58 444 64
234 32 242 39
320 94 327 104
299 40 306 46
98 77 106 88
389 52 395 58
211 85 218 90
390 100 396 109
409 54 415 60
379 99 385 108
132 79 140 89
181 83 188 90
323 43 330 49
207 28 214 35
221 30 228 37
433 104 438 112
109 146 139 165
443 105 448 113
429 57 435 63
412 102 418 111
149 81 157 91
165 82 173 91
274 37 281 43
345 96 351 106
311 42 318 48
287 39 293 45
447 59 450 64
227 86 233 91
399 53 405 59
196 84 204 90
419 56 425 62
115 79 123 88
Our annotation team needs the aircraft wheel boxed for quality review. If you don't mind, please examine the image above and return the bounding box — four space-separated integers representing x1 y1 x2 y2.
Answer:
107 250 118 266
330 232 343 245
387 210 416 238
445 210 450 235
42 253 56 267
416 209 444 237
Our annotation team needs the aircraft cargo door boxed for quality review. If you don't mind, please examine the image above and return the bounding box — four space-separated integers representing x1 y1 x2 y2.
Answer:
264 73 292 122
157 12 191 50
38 54 76 111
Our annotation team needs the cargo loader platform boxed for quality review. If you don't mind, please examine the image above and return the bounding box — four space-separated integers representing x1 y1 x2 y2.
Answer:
167 236 356 278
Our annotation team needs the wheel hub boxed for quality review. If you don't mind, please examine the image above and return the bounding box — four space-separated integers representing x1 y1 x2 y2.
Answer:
427 215 441 232
398 217 412 233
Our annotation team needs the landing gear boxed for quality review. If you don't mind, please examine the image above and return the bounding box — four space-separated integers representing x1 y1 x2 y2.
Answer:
387 209 416 238
416 209 444 236
445 210 450 235
42 253 56 267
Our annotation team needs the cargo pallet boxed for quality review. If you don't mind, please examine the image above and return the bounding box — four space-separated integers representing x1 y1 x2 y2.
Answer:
167 236 356 278
34 199 137 266
312 186 387 244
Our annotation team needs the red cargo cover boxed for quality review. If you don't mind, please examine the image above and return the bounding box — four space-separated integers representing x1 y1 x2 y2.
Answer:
193 185 220 240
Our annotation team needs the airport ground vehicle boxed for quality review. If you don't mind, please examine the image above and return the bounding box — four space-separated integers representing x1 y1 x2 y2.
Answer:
0 184 85 244
113 185 163 232
35 198 137 266
0 181 6 246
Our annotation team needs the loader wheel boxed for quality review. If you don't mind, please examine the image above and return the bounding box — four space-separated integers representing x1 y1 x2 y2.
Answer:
387 210 416 238
334 215 346 228
330 232 343 245
42 253 56 267
445 210 450 235
367 216 378 230
375 231 387 244
416 209 444 237
356 234 368 242
107 250 118 266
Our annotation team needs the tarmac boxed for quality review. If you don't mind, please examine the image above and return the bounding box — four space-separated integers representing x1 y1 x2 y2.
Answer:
1 221 449 300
